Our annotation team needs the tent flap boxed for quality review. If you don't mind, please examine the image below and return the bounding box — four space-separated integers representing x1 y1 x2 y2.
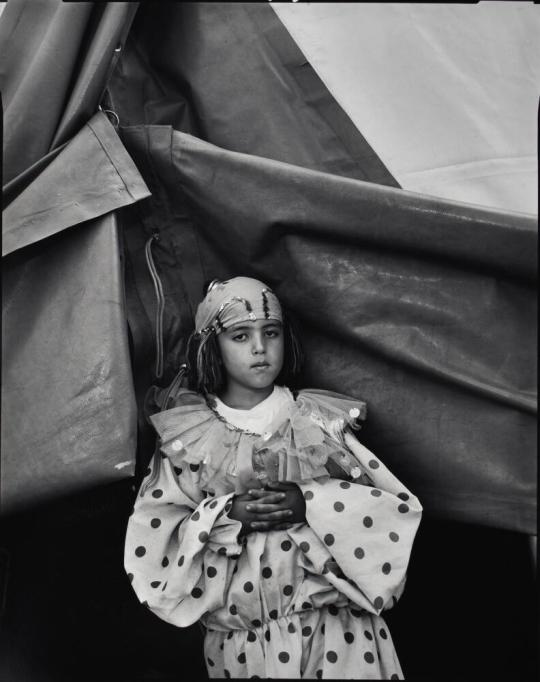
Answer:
0 0 139 184
1 211 137 514
2 111 151 257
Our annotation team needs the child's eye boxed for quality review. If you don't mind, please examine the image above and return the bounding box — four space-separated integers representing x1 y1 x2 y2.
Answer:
232 333 247 341
265 329 279 338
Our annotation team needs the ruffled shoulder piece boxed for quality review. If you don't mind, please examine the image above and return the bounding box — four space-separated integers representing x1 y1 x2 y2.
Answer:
254 389 368 484
147 387 371 490
295 389 367 433
149 389 256 489
149 389 213 447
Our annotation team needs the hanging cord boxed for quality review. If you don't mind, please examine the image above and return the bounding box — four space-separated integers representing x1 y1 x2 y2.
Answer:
145 234 165 380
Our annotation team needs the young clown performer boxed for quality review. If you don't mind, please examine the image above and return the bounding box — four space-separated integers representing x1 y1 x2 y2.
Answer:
125 276 422 679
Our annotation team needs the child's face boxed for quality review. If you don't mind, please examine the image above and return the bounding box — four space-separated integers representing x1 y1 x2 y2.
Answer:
217 318 284 394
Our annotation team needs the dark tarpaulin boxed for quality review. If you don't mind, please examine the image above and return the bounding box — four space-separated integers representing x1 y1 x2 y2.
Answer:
1 0 144 512
2 112 150 512
120 126 537 535
0 0 138 186
0 1 537 681
109 2 536 535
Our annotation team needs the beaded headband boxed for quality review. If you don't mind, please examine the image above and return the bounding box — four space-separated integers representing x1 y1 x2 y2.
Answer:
195 277 283 335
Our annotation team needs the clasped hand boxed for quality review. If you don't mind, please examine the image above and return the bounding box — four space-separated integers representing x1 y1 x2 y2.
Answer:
229 480 306 535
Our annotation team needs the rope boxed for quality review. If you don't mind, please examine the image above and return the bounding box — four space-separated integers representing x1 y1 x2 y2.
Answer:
144 234 165 379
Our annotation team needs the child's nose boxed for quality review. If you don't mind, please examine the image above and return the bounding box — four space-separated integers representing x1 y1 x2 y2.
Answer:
252 334 265 353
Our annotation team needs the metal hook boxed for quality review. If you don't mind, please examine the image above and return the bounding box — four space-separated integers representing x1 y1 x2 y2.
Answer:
102 109 120 128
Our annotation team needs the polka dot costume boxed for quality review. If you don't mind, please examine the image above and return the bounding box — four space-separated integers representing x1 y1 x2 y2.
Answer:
125 389 422 679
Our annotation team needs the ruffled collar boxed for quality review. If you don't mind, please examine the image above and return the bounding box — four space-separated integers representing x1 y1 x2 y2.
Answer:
149 387 367 492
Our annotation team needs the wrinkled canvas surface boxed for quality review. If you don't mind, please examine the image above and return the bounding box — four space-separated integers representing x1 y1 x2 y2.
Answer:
0 1 536 535
1 113 150 512
119 126 537 534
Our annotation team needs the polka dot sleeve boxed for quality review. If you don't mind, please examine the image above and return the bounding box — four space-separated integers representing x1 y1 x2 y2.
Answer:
124 453 243 628
290 432 422 617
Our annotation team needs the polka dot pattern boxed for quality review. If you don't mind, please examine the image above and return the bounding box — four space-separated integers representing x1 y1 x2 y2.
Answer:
126 400 420 680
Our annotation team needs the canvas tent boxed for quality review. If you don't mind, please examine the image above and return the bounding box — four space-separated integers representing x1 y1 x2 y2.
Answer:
0 2 537 681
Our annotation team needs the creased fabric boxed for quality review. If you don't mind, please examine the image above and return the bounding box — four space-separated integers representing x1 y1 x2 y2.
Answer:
120 125 536 534
0 0 138 185
2 111 150 256
1 213 138 513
